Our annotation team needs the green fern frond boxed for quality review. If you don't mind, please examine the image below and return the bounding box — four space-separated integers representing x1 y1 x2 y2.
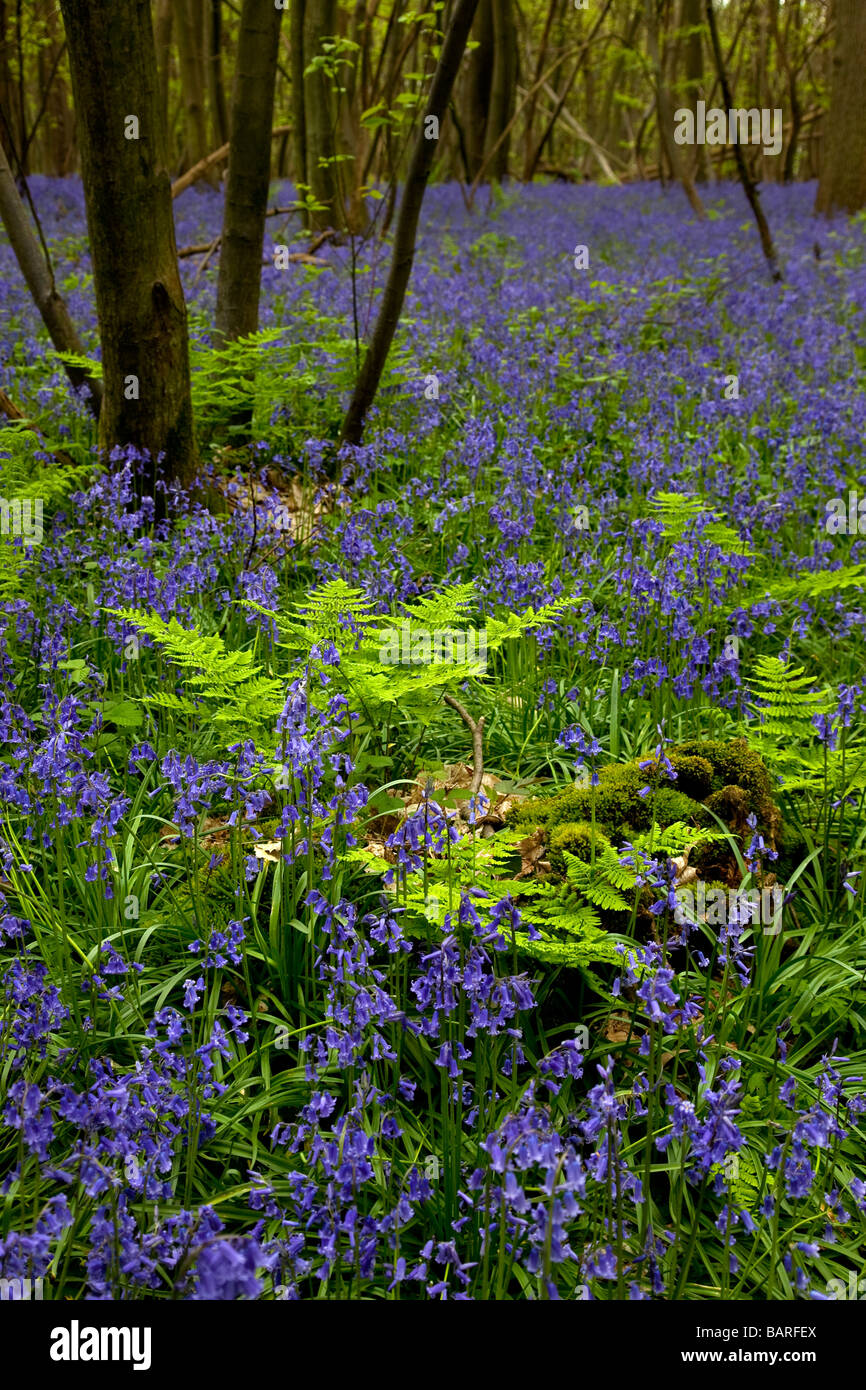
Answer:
649 491 753 554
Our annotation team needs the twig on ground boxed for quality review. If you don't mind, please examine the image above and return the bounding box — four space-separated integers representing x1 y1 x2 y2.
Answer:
442 692 485 798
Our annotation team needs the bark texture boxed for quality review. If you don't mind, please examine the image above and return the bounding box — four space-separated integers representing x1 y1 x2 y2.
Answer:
215 0 283 345
59 0 197 487
815 0 866 215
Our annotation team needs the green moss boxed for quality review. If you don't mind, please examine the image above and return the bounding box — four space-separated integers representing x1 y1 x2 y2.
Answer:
547 821 612 875
508 769 707 843
654 787 710 827
667 753 714 800
508 739 777 850
673 738 773 804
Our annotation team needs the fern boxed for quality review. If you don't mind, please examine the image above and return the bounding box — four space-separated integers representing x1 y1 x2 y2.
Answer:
741 656 866 795
631 820 731 858
515 843 637 970
112 579 576 754
245 582 574 720
649 490 753 555
104 608 284 740
743 564 866 607
747 655 832 742
563 845 636 911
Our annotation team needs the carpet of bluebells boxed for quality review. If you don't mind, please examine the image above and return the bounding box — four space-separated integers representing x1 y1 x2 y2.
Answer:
1 176 866 1300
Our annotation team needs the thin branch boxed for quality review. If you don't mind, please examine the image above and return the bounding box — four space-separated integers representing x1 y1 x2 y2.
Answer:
442 692 485 797
171 124 292 199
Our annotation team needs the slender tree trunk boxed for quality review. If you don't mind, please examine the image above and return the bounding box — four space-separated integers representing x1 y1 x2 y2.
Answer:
483 0 517 181
340 0 480 451
154 0 173 151
815 0 866 215
11 0 27 174
214 0 282 346
462 0 493 181
647 0 704 216
0 1 18 167
0 139 101 415
704 0 781 278
681 0 707 181
36 0 73 174
290 0 307 189
526 0 613 182
780 2 802 184
206 0 229 151
175 0 209 170
339 0 369 231
59 0 197 489
522 0 560 180
302 0 342 230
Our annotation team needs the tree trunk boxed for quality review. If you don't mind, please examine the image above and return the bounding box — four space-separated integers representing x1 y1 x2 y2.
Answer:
522 0 560 181
340 0 480 451
339 0 369 232
302 0 342 230
462 0 493 181
0 138 101 415
59 0 197 489
214 0 282 346
9 0 27 174
704 0 781 279
0 1 19 168
154 0 173 150
483 0 517 181
290 0 307 189
647 0 704 216
815 0 866 215
36 0 74 175
525 0 614 182
206 0 229 151
175 0 209 171
681 0 707 181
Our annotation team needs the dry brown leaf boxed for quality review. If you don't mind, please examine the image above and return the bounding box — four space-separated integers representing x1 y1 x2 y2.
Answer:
515 828 548 880
604 1016 635 1044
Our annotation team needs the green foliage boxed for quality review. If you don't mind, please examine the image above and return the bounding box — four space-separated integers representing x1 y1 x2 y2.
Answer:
510 760 710 841
516 843 635 969
630 819 730 858
747 655 833 742
649 490 754 555
0 425 90 600
250 578 573 721
547 820 611 874
104 606 284 742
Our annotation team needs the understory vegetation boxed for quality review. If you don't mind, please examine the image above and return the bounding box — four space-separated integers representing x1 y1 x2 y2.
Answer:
1 178 865 1300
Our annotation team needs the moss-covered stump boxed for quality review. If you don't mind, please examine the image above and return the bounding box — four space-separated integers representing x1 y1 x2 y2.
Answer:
508 738 782 881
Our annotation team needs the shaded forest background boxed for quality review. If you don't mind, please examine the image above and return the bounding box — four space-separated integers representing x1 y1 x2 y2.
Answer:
0 2 853 210
1 0 863 491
